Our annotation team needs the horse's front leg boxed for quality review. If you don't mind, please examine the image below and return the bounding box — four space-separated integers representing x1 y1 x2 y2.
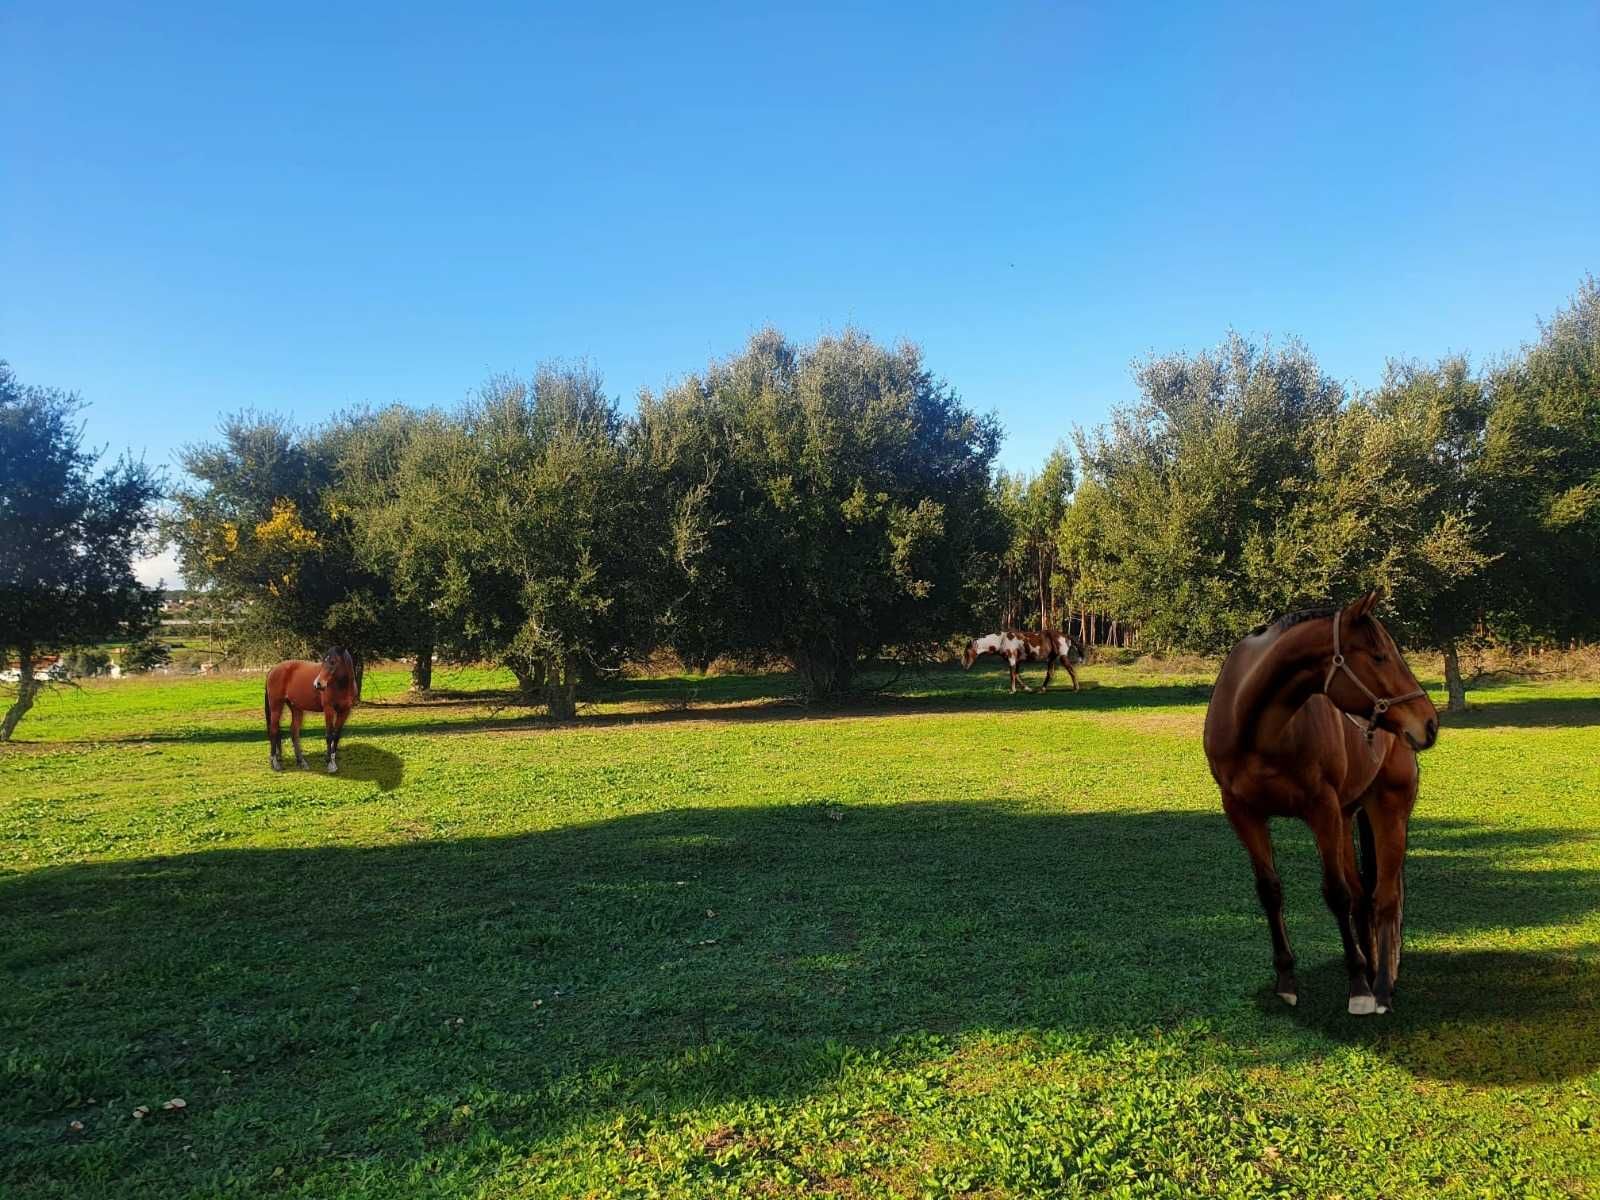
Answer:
1364 796 1412 1013
1310 801 1377 1014
1010 656 1032 693
324 707 340 774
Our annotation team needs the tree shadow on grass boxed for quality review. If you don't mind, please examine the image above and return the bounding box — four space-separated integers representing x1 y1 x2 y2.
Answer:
37 668 1220 750
4 806 1597 1177
1441 695 1600 730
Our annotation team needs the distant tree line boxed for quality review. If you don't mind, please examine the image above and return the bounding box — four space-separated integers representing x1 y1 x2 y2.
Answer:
166 331 1004 716
1001 277 1600 709
3 279 1595 738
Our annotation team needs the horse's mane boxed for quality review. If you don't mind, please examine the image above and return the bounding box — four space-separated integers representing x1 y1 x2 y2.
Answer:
1249 604 1337 638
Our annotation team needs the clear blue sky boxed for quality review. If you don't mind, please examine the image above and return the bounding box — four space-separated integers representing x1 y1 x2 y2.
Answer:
5 2 1598 585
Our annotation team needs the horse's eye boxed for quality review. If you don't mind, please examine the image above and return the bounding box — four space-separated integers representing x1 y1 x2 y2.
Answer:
1373 654 1389 664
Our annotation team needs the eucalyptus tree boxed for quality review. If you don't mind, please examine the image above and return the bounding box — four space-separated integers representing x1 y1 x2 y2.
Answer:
992 446 1073 630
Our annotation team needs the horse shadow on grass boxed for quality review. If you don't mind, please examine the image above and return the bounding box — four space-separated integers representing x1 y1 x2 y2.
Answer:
6 803 1598 1184
319 743 405 792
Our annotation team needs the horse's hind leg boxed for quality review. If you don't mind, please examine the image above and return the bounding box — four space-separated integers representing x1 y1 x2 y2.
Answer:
1064 659 1080 692
290 707 309 769
1309 800 1377 1014
1223 797 1298 1005
1042 657 1055 691
266 691 284 772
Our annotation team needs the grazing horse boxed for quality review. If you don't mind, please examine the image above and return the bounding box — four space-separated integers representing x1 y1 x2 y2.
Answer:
1204 591 1439 1015
961 630 1083 693
265 648 357 773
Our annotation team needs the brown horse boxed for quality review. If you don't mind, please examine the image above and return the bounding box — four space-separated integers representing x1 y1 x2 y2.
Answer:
265 648 357 773
961 630 1083 693
1204 590 1439 1015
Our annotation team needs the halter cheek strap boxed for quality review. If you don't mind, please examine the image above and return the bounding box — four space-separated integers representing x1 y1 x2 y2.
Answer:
1324 614 1426 742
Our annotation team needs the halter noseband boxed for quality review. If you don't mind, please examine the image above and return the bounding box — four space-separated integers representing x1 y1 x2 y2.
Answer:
1323 613 1425 742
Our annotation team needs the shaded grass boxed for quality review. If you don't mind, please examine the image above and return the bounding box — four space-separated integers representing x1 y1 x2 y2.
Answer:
3 663 1598 1197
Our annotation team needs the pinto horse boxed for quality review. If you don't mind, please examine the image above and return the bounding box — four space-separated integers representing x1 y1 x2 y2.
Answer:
1204 591 1439 1015
265 648 357 773
961 630 1082 693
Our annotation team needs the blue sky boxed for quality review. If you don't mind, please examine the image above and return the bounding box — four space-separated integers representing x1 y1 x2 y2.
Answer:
4 3 1597 582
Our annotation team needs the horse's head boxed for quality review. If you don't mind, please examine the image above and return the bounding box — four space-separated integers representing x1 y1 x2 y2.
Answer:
313 647 354 694
1326 590 1439 751
961 640 978 670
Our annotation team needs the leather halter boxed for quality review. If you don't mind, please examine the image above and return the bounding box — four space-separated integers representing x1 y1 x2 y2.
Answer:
1323 613 1426 741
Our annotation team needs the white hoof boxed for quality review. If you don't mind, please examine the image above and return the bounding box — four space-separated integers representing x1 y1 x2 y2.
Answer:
1375 1004 1389 1015
1277 991 1298 1007
1348 995 1378 1016
327 760 338 775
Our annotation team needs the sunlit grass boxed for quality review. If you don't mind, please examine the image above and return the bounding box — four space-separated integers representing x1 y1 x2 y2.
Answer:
3 662 1597 1197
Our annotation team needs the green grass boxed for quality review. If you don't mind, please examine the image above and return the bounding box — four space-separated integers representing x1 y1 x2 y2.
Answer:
3 661 1598 1198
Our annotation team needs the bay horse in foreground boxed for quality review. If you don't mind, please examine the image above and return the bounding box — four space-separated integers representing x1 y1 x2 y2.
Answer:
265 648 357 773
1204 591 1439 1015
961 630 1083 693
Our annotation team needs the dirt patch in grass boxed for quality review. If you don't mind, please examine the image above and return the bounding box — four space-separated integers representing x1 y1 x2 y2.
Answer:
1101 710 1204 737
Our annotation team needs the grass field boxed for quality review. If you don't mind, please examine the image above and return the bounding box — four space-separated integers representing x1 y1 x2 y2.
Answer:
3 660 1598 1198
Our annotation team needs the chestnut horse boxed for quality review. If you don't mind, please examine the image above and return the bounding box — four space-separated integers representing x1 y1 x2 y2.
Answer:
1204 591 1439 1015
265 648 357 773
961 630 1083 693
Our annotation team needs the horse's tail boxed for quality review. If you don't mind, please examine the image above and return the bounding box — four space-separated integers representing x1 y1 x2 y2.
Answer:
1356 807 1377 897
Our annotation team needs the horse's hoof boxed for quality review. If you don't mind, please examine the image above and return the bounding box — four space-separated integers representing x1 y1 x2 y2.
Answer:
1348 994 1378 1016
270 760 283 773
1375 1004 1389 1015
327 761 338 774
1276 991 1298 1007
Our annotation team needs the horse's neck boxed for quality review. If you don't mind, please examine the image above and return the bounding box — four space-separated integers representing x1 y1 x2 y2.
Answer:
1230 620 1332 752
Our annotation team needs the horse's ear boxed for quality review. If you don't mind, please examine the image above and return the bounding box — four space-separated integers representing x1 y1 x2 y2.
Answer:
1342 588 1383 625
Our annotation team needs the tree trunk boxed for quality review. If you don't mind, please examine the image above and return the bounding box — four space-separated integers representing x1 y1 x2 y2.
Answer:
1442 640 1468 713
545 654 578 720
507 656 541 704
1 645 39 742
411 643 433 691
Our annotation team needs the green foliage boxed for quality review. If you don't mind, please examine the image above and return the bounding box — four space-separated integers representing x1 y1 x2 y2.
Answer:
0 362 162 738
59 647 113 677
167 412 398 665
120 637 173 673
3 664 1597 1196
1061 285 1594 697
336 369 649 714
1073 334 1346 652
991 445 1073 629
636 330 1004 695
1479 276 1600 642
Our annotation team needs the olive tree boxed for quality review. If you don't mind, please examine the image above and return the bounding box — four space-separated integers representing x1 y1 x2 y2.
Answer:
0 364 162 739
